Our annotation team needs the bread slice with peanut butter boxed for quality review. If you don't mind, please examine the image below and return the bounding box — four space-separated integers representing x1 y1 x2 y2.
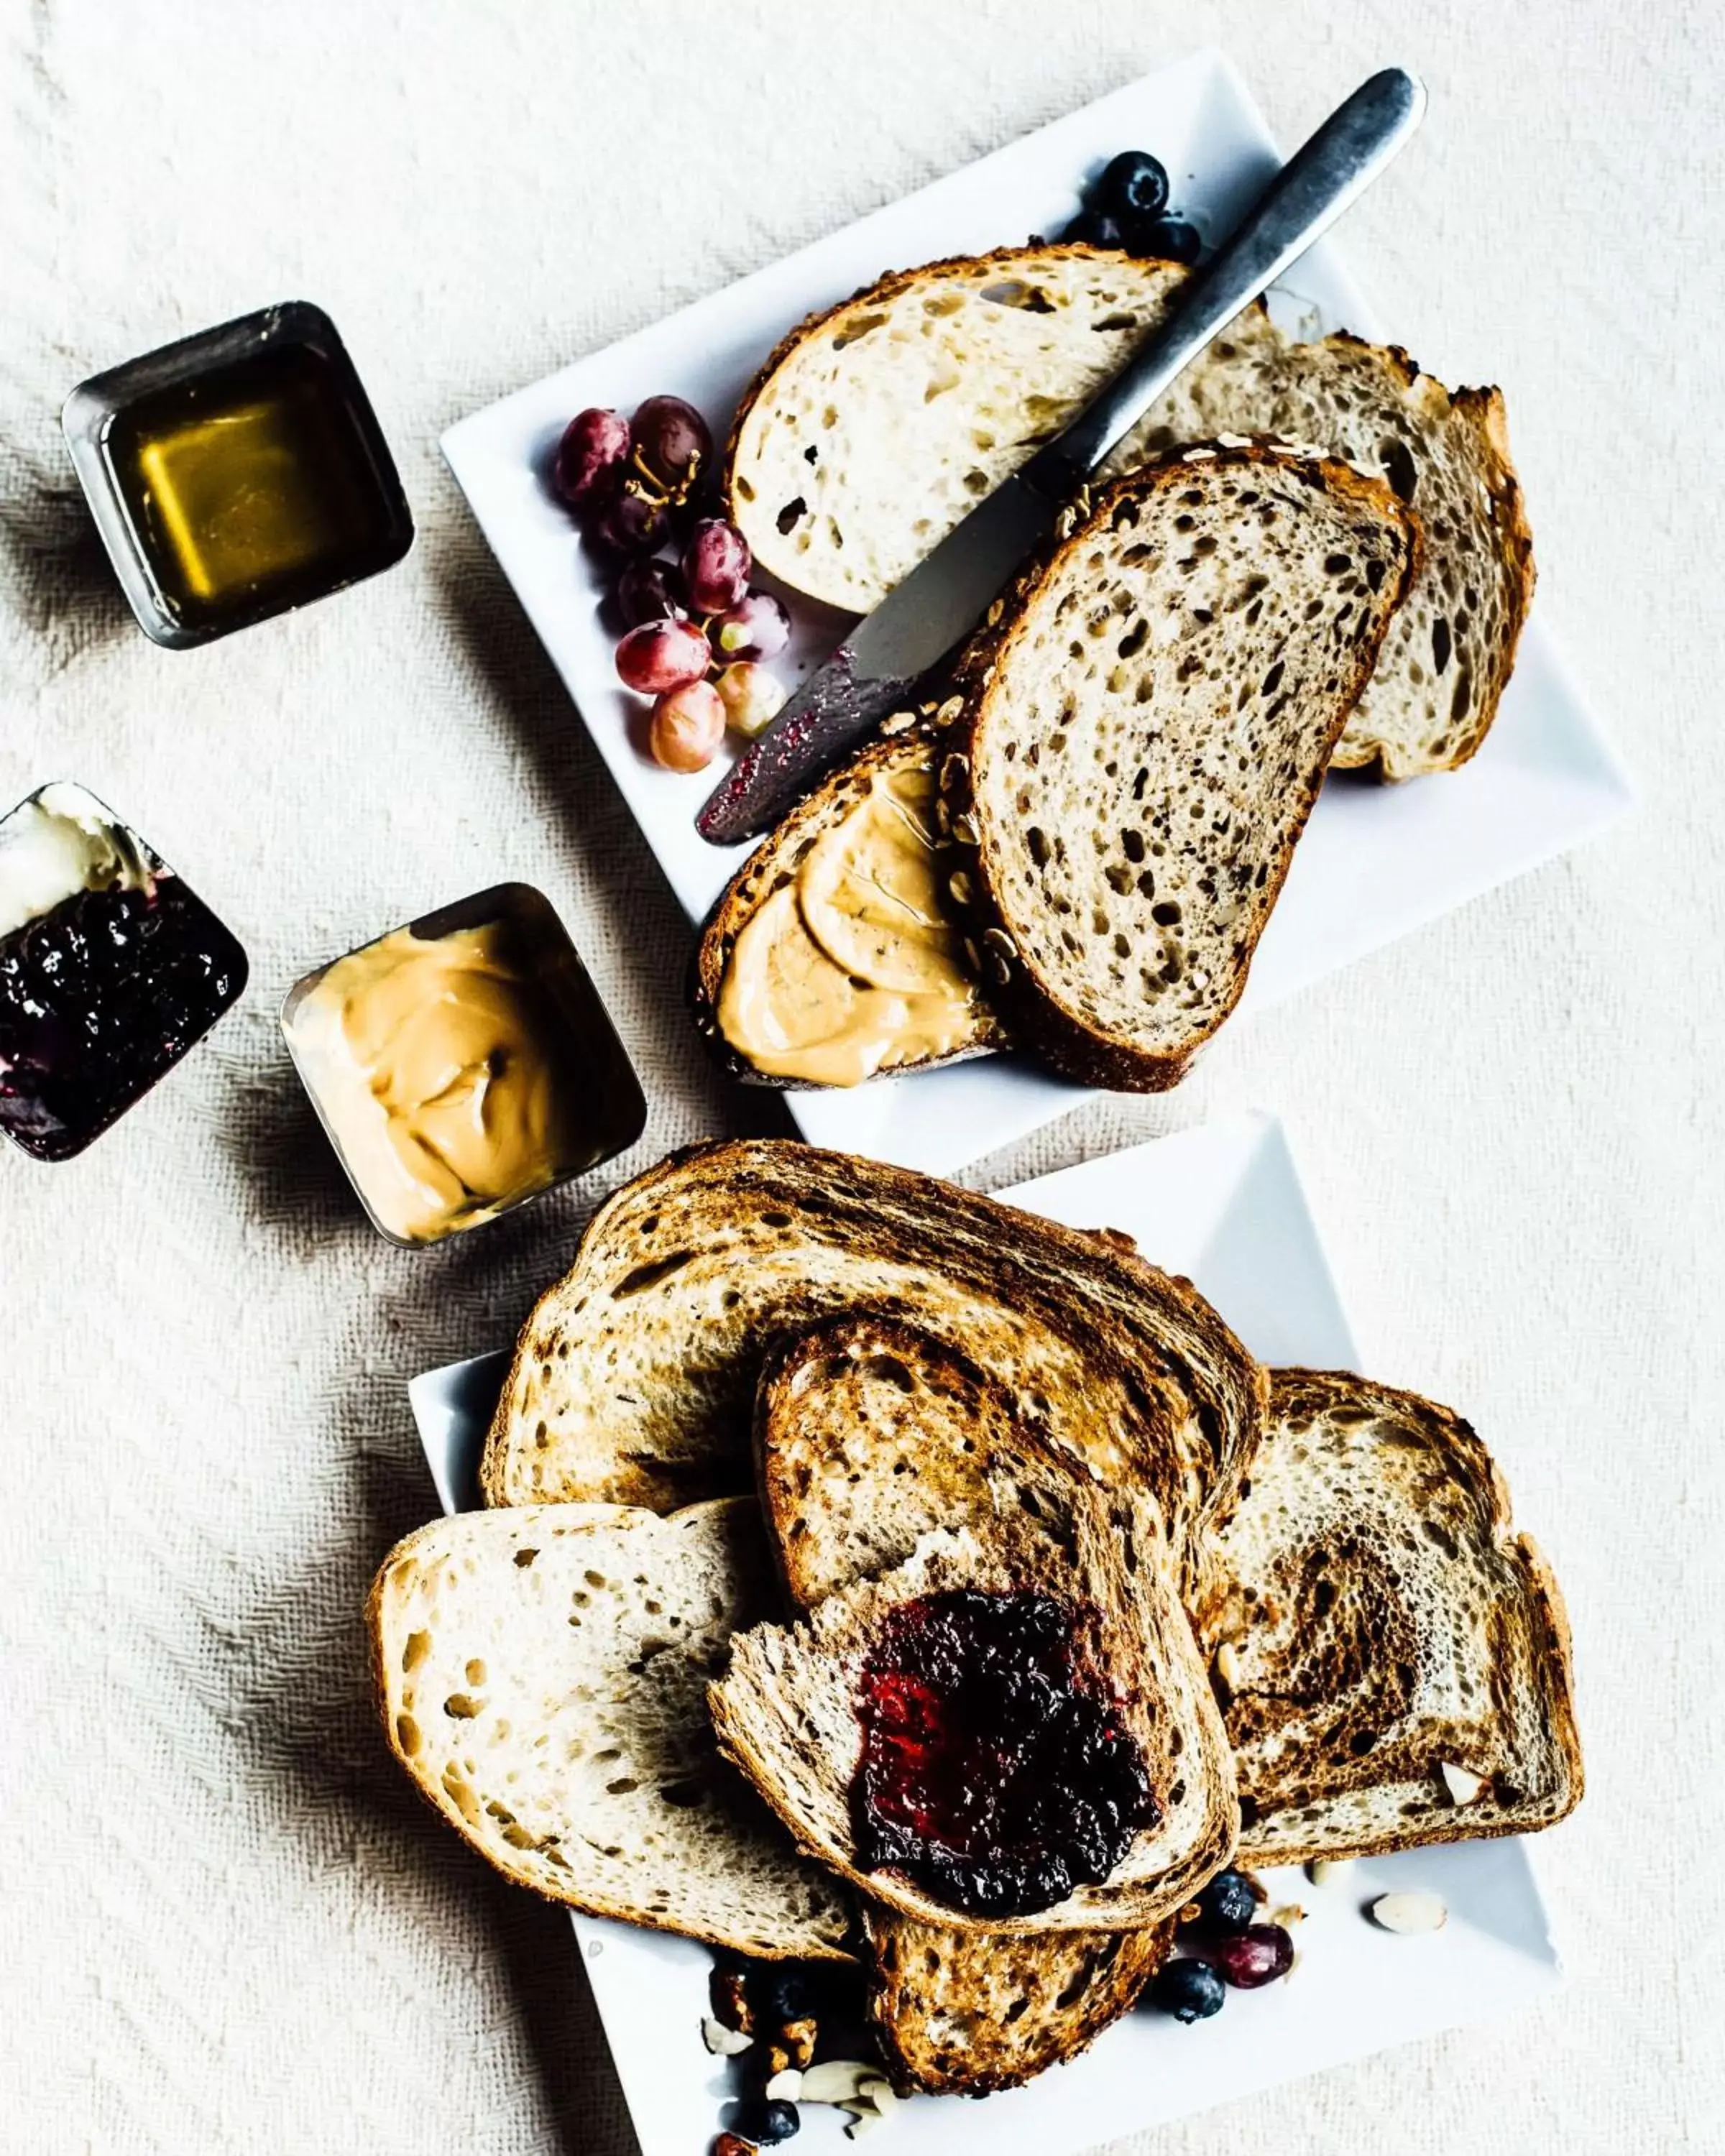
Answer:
692 728 1003 1087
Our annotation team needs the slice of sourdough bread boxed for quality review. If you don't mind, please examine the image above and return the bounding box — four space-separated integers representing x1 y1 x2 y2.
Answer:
756 1315 1176 2084
482 1139 1265 1583
1110 315 1535 777
1208 1369 1583 1865
725 243 1532 778
691 727 1005 1087
727 247 1189 613
939 443 1416 1089
709 1502 1237 1935
368 1499 855 1959
862 1907 1172 2095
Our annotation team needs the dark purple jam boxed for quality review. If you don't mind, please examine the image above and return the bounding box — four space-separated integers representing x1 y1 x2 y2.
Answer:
0 875 247 1161
852 1588 1155 1917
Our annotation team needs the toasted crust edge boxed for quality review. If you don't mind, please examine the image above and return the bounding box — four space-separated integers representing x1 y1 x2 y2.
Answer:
937 443 1420 1090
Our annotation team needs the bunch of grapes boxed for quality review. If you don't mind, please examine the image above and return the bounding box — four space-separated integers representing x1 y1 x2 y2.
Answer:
552 397 792 773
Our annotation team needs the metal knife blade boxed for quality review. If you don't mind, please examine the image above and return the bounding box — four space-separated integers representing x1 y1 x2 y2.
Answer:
696 65 1425 847
695 471 1054 845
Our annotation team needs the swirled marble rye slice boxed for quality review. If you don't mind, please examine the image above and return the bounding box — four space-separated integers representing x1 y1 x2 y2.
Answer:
481 1138 1264 1585
709 1493 1237 1937
1208 1369 1583 1865
937 444 1415 1089
726 243 1533 777
368 1499 854 1959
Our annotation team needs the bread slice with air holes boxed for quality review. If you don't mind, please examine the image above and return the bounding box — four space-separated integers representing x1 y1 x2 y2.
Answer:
937 442 1416 1089
709 1497 1238 1936
481 1138 1266 1589
1206 1369 1583 1866
368 1498 855 1959
755 1314 1178 2085
724 242 1532 779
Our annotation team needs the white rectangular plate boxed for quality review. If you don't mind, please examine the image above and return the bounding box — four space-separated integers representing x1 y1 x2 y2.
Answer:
408 1112 1563 2156
442 48 1631 1180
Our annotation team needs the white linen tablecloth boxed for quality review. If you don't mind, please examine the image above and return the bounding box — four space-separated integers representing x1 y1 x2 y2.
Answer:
3 2 1719 2150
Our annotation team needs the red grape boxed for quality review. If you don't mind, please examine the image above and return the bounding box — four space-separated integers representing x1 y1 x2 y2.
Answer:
588 479 671 557
714 660 787 738
682 519 752 614
648 679 726 771
1206 1925 1293 1989
553 407 630 512
616 619 710 696
711 590 791 663
615 558 685 628
631 395 712 498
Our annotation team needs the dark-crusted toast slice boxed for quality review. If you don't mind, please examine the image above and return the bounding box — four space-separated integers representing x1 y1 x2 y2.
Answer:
937 443 1417 1090
709 1496 1237 1935
368 1499 854 1959
1208 1369 1584 1864
862 1908 1171 2094
482 1140 1265 1582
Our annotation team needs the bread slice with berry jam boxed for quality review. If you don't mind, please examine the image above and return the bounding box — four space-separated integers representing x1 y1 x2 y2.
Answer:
708 1488 1238 1938
1206 1368 1584 1864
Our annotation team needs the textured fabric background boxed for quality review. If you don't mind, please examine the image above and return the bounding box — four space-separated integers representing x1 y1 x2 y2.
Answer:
1 2 1718 2150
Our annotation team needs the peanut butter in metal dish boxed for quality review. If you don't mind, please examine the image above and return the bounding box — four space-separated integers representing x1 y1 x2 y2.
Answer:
287 893 644 1244
717 763 984 1086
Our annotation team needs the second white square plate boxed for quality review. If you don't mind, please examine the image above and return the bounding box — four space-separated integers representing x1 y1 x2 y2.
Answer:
407 1112 1565 2156
443 49 1631 1179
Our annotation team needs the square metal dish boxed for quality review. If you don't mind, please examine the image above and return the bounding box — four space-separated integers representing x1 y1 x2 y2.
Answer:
442 47 1631 1177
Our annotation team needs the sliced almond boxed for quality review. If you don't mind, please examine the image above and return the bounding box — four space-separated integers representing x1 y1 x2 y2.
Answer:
764 2068 804 2102
800 2060 878 2105
1440 1761 1486 1806
1268 1903 1306 1929
858 2078 899 2115
1307 1857 1355 1886
701 2015 753 2057
844 2110 883 2142
1369 1891 1448 1935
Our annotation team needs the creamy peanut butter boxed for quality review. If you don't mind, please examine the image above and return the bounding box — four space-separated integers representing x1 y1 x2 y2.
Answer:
717 764 982 1087
292 921 584 1242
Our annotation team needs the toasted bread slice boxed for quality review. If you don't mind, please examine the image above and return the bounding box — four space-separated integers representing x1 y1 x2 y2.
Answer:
709 1498 1237 1935
482 1139 1265 1580
691 727 1005 1087
757 1316 1177 2083
862 1908 1171 2094
938 444 1415 1089
1210 1370 1583 1864
725 243 1532 778
368 1499 854 1960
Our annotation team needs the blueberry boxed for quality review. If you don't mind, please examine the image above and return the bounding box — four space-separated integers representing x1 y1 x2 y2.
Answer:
1146 1957 1225 2024
731 2096 799 2144
753 1964 816 2025
1092 148 1171 224
1061 209 1126 250
1126 215 1202 267
1182 1867 1258 1938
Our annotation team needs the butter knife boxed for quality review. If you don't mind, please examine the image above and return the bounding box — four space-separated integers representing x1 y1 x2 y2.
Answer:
696 65 1426 847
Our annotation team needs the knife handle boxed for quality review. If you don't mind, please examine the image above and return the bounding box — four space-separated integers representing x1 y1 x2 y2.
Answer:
1021 66 1427 500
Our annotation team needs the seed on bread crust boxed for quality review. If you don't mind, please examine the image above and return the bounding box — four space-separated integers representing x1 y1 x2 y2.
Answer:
1439 1761 1486 1806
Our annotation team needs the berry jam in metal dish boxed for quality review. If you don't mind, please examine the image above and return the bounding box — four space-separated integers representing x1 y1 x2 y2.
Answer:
0 783 247 1161
852 1588 1156 1917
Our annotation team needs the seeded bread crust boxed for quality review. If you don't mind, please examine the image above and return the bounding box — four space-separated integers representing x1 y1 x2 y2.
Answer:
367 1499 856 1960
937 442 1417 1090
690 727 1006 1087
480 1139 1266 1583
1211 1369 1584 1866
709 1500 1238 1936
